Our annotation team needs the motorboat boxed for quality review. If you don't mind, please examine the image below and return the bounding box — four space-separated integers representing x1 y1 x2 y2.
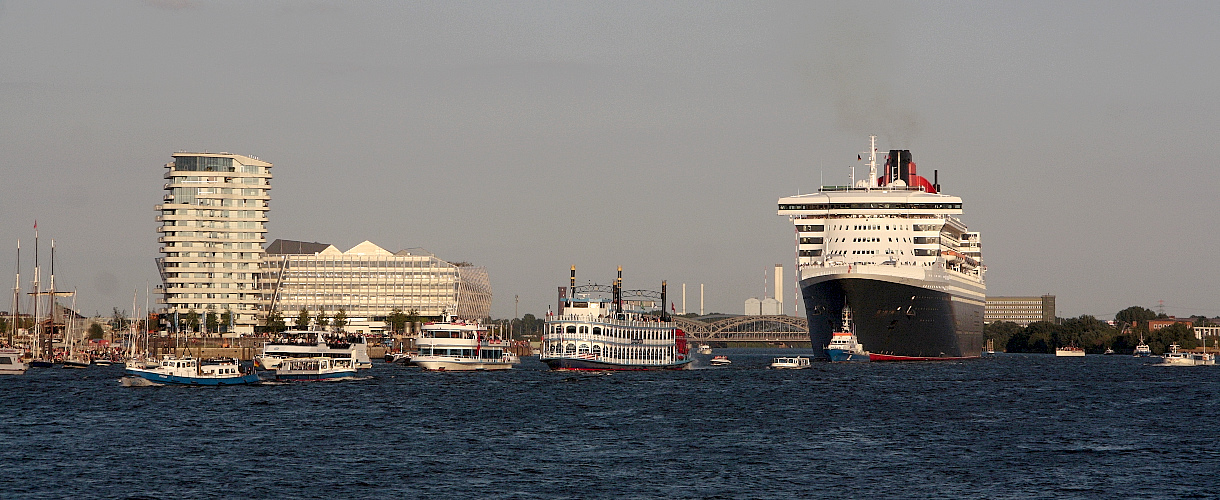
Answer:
697 344 713 355
413 319 519 371
0 348 28 375
709 355 731 366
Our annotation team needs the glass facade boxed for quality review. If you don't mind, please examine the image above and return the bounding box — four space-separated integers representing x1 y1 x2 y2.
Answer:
259 241 492 331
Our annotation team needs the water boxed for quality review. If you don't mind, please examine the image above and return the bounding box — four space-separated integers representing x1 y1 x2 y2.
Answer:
2 350 1217 499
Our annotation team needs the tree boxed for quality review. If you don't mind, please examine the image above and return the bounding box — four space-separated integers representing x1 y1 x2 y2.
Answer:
264 310 287 334
183 310 200 334
110 307 128 332
220 309 233 334
315 309 329 329
386 308 408 335
1150 323 1197 352
295 308 311 329
87 323 104 339
1115 306 1157 330
333 308 348 332
405 309 421 335
205 310 219 335
984 321 1022 352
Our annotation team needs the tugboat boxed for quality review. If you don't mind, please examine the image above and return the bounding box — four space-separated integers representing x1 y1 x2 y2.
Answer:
825 307 869 362
540 266 691 371
770 356 811 369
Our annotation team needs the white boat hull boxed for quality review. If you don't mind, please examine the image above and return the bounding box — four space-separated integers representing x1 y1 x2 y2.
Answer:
414 357 516 371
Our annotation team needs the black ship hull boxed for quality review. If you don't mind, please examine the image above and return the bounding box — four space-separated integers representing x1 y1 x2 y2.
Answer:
801 275 983 360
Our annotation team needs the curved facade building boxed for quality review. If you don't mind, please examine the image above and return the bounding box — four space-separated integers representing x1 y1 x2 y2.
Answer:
259 240 491 333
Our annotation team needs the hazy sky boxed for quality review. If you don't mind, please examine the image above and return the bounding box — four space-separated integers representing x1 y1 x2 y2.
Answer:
1 1 1217 320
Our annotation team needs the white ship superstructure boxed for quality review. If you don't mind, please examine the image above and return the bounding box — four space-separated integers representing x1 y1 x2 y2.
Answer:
778 136 985 359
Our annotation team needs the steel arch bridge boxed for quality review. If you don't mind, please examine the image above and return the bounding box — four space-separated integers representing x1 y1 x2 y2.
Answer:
673 315 810 343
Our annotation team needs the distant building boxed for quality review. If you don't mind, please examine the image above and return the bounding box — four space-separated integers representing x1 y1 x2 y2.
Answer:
156 152 272 334
744 297 781 316
1194 326 1220 340
985 295 1056 326
1148 318 1195 332
258 239 491 334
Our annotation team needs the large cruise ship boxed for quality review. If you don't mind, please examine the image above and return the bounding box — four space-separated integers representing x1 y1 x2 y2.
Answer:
777 137 985 360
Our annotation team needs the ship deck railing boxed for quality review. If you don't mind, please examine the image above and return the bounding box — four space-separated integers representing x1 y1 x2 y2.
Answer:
546 314 674 329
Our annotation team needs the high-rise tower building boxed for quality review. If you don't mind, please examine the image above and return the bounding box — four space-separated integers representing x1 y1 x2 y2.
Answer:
156 152 272 334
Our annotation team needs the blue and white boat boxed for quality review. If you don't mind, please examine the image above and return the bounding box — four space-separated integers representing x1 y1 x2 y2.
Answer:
125 355 260 385
825 307 869 362
274 356 357 381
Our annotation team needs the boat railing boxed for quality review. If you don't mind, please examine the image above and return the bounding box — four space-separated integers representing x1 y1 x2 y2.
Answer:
545 314 673 328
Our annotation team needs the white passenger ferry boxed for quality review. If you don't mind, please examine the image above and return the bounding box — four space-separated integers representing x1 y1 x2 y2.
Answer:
274 356 357 381
770 356 812 369
541 266 692 371
412 319 519 371
255 330 372 370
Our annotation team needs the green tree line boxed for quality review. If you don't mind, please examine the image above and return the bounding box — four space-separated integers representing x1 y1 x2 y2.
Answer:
986 306 1216 354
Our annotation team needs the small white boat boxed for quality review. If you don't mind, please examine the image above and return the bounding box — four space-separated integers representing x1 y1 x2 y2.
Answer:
770 356 811 369
709 355 731 366
274 356 357 381
1055 346 1085 357
0 348 28 375
1159 344 1216 366
697 344 713 355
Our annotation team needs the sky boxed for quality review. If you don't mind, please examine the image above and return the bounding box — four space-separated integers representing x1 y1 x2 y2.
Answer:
1 0 1217 320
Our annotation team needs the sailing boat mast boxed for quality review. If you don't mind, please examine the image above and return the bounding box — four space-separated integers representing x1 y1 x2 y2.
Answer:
9 240 18 347
31 225 41 361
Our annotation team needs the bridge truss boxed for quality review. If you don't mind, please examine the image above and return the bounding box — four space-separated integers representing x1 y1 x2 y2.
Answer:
673 315 810 343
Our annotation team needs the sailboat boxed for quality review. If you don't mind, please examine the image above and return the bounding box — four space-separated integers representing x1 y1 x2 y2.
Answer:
3 241 29 375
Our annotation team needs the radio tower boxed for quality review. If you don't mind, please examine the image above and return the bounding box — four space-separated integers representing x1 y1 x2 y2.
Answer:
1156 300 1165 316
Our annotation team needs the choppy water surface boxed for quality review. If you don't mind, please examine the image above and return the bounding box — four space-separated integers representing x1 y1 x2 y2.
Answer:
2 350 1217 499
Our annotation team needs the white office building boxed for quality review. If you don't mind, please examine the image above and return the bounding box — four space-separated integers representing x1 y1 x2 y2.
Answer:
156 152 272 334
259 239 491 334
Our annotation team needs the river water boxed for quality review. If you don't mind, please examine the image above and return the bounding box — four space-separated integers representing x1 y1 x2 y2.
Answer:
1 349 1216 499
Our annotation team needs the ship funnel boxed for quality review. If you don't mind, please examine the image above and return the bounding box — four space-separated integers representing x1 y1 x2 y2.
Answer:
570 265 576 289
661 280 668 321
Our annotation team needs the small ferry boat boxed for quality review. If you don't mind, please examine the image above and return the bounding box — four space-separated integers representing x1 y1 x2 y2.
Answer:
540 267 692 371
255 330 372 370
412 319 519 371
1159 344 1216 366
125 355 260 385
274 356 357 381
0 348 28 375
697 344 713 355
1055 346 1086 357
770 356 811 369
709 355 731 366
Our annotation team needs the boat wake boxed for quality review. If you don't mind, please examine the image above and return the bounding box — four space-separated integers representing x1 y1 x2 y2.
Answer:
120 376 163 387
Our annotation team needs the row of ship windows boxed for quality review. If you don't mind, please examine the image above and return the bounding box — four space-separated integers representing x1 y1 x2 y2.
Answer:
795 224 942 232
555 325 673 340
547 343 673 360
801 249 938 257
419 348 504 359
800 236 939 244
779 203 962 211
